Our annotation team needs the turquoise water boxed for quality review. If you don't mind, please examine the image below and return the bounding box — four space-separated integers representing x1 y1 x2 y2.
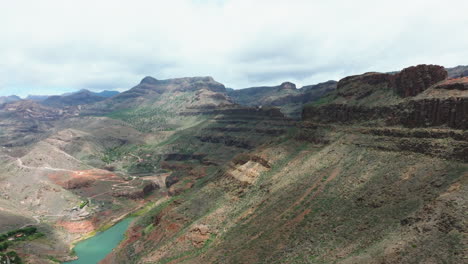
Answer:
64 217 134 264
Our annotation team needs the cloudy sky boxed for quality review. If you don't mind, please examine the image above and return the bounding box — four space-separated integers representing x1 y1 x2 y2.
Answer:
1 0 467 97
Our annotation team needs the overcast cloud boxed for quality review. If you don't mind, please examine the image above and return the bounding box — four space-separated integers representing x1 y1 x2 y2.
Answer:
1 0 467 96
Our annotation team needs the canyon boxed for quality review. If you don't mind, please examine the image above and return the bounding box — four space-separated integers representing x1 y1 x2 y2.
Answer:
0 64 466 264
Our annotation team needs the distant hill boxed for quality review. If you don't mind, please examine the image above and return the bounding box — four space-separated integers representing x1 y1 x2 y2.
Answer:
0 95 21 105
25 95 49 101
446 65 468 78
227 80 337 118
97 76 229 111
93 90 120 98
41 89 115 107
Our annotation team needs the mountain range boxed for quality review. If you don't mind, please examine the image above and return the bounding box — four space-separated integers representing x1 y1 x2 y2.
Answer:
0 64 466 264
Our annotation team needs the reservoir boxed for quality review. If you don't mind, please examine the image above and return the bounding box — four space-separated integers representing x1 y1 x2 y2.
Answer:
64 217 134 264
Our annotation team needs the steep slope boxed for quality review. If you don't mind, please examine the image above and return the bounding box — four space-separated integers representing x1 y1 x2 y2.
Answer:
0 75 296 263
105 64 466 264
303 64 466 129
110 118 466 264
1 67 466 264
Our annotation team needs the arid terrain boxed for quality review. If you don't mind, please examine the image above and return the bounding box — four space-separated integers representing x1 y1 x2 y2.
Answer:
0 64 466 263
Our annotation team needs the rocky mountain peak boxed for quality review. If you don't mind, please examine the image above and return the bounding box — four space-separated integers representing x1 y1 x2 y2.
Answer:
140 76 159 85
279 82 296 90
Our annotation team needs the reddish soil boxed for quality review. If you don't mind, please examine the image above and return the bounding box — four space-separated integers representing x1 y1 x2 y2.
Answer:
48 169 121 189
56 219 96 233
439 76 468 84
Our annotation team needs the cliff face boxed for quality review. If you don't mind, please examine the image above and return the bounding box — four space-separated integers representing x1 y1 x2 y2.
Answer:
302 98 468 129
397 97 468 129
394 64 447 97
303 64 467 129
336 64 447 99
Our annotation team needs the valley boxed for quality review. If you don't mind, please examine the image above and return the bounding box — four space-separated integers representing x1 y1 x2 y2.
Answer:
0 64 466 264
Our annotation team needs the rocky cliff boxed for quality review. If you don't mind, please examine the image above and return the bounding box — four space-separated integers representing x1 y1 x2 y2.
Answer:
394 64 447 97
303 64 467 129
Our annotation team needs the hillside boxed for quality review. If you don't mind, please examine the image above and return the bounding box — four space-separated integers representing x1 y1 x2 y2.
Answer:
101 65 466 264
0 66 466 264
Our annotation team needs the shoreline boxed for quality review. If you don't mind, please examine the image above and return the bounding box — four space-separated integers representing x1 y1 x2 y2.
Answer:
62 196 169 262
64 206 143 261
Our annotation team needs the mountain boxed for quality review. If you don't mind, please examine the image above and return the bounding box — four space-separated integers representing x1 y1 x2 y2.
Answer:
227 80 337 118
0 95 21 105
24 90 119 104
25 95 50 101
93 90 120 98
41 89 112 107
0 65 466 264
105 76 227 108
447 65 468 78
100 64 466 264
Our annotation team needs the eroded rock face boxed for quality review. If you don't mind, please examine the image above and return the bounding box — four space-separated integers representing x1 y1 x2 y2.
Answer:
112 182 159 199
302 64 464 129
394 65 447 97
335 64 448 99
302 98 468 129
397 98 468 129
134 76 226 93
337 72 393 91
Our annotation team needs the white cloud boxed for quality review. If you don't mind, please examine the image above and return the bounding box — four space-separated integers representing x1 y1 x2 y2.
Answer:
0 0 467 96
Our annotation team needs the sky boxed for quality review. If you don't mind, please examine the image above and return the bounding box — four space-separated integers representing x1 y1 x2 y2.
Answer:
0 0 467 97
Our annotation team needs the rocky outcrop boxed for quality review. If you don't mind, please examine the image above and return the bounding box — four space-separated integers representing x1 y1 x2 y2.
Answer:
134 76 226 93
231 153 271 168
112 181 158 199
302 97 468 129
302 64 466 129
303 103 386 124
335 64 448 100
394 65 447 97
181 105 286 119
336 72 394 99
279 82 296 90
189 224 212 248
227 153 271 184
396 98 468 129
337 72 393 91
